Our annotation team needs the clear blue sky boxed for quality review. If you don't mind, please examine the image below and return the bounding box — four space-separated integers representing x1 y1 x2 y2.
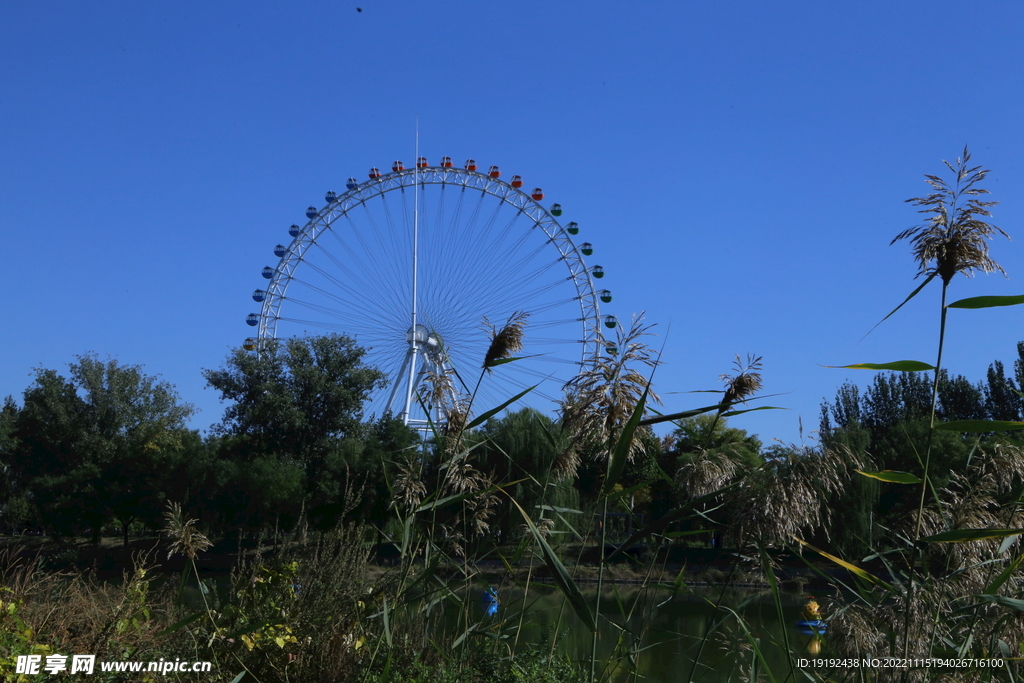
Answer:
3 1 1023 447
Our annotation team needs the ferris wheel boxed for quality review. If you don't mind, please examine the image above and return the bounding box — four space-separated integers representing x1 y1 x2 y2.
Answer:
245 157 615 429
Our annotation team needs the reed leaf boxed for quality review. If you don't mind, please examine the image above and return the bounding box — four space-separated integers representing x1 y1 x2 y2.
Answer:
856 470 922 484
413 480 523 514
638 403 729 426
984 553 1024 595
827 360 935 371
757 542 793 680
720 405 786 417
464 385 536 430
947 294 1024 309
920 529 1024 543
863 273 937 338
606 486 737 560
718 605 779 683
934 419 1024 432
973 594 1024 613
505 493 596 632
793 537 894 591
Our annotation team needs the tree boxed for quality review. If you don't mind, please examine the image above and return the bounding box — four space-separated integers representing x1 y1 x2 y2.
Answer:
204 335 415 532
0 396 29 533
475 408 579 541
203 335 386 470
661 415 762 547
12 356 194 542
984 360 1020 421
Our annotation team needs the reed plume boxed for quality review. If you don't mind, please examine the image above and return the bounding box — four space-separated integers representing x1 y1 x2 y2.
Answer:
892 146 1009 285
163 501 212 560
482 311 529 371
559 314 660 476
719 354 763 412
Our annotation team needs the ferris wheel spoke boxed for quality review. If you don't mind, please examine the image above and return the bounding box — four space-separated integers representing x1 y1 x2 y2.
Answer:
300 242 407 310
529 337 586 346
290 268 405 331
281 295 403 337
321 224 410 306
453 209 533 285
288 263 402 317
350 200 411 295
474 369 563 407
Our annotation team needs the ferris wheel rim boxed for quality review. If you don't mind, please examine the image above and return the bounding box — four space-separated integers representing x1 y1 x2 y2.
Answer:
249 164 606 422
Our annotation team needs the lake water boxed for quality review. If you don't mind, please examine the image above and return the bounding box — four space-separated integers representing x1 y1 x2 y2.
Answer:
179 571 819 681
437 582 819 682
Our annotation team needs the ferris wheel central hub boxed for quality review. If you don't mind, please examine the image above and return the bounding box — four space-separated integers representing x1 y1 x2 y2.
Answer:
407 324 445 367
406 323 437 347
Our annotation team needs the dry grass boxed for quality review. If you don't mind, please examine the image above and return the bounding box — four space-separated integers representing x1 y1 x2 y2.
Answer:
675 449 740 500
736 445 868 546
559 314 661 477
907 443 1024 574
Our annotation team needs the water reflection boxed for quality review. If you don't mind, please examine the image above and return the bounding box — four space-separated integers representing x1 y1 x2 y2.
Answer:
448 583 818 683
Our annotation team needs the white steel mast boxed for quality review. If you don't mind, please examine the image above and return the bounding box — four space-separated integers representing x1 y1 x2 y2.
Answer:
401 122 421 421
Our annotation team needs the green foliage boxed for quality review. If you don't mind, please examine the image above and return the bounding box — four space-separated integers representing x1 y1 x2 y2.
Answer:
476 408 578 539
10 355 194 541
203 334 386 467
0 588 52 681
671 414 763 470
202 336 417 534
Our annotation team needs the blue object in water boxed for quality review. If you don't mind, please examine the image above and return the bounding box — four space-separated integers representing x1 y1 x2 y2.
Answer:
796 619 827 635
482 587 499 616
